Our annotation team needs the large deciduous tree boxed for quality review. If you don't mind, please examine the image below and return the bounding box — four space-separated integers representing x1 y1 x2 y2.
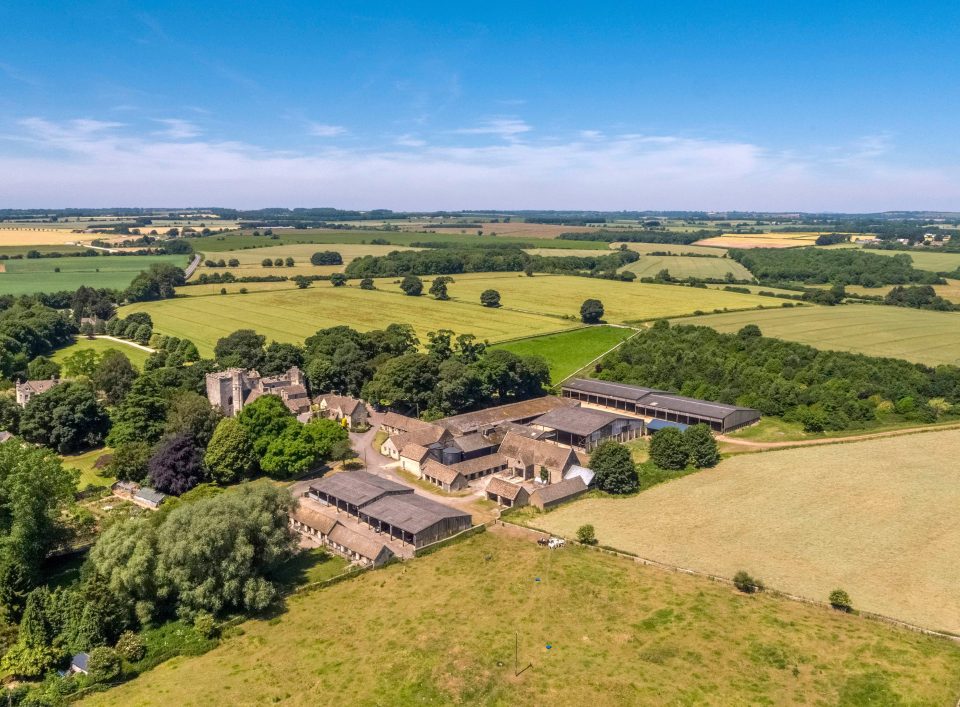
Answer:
92 349 138 405
148 433 206 496
164 391 222 447
683 424 720 468
259 419 348 479
204 418 256 485
580 298 605 324
19 381 109 453
236 395 296 457
214 329 266 370
589 440 639 494
648 427 690 471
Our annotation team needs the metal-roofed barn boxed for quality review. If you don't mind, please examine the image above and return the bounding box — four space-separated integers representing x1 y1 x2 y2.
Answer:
561 378 759 433
358 493 471 547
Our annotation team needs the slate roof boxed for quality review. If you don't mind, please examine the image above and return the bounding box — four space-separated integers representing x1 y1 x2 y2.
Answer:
328 522 392 561
310 470 412 508
486 476 526 501
452 433 498 454
533 406 636 436
639 393 754 421
563 378 662 402
291 503 338 535
437 396 577 435
530 477 587 506
360 494 469 535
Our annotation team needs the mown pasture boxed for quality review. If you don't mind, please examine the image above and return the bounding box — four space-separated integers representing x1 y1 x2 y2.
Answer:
194 229 609 253
620 255 754 281
865 248 960 273
0 254 189 295
492 326 636 383
677 303 960 366
375 273 776 323
82 531 960 706
119 285 567 356
51 336 151 370
193 242 421 278
613 241 729 256
535 429 960 634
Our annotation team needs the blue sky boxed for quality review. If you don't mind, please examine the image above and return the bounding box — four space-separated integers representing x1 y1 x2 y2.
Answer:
1 1 958 210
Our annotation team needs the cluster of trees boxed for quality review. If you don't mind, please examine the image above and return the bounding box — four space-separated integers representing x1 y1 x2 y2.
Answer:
260 257 296 267
123 263 186 302
729 248 944 287
883 285 959 311
310 251 343 265
203 258 240 268
343 246 637 278
596 321 960 432
105 312 153 345
1 478 297 682
0 300 75 379
648 425 720 470
814 233 852 246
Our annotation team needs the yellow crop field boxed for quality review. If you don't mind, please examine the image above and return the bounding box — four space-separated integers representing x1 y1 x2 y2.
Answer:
693 232 822 249
0 227 90 246
535 429 960 633
376 273 777 323
193 243 420 278
613 241 729 256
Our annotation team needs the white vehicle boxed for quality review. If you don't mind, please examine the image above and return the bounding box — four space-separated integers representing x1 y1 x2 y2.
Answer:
547 537 565 549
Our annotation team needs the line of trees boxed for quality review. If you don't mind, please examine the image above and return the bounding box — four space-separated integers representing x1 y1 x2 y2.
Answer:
729 248 944 287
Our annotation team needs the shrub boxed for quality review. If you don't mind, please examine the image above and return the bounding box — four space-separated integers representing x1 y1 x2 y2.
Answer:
576 524 597 545
359 278 375 290
193 612 217 639
733 570 764 594
261 258 272 267
580 298 604 324
829 588 852 612
87 646 122 683
330 273 347 287
115 630 146 662
400 275 423 296
480 289 501 307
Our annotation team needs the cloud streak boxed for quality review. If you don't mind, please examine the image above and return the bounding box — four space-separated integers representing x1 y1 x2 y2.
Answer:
0 117 957 211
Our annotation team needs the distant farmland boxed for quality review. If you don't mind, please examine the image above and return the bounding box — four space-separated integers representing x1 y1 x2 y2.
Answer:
620 255 754 281
493 326 635 382
535 428 960 633
193 242 421 278
0 254 189 295
677 304 960 366
120 285 567 356
865 248 960 273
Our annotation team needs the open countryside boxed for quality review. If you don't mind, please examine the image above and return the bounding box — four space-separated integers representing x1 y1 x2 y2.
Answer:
82 532 960 706
619 254 754 281
193 242 421 277
493 326 636 382
534 429 960 634
0 254 189 295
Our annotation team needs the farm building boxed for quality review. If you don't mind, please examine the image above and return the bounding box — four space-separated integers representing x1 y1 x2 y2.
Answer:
111 480 139 500
447 453 509 481
531 406 644 450
380 412 433 435
529 477 588 511
206 366 310 417
437 395 578 436
289 501 394 567
420 460 469 492
315 393 368 429
133 487 167 510
290 503 338 542
485 477 529 507
382 423 451 460
399 443 433 474
358 493 471 548
15 378 60 407
498 432 579 484
561 378 760 433
306 471 471 548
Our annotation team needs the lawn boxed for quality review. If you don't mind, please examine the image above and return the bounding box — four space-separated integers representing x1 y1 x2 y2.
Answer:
677 303 960 366
620 254 754 281
193 229 608 253
493 325 636 383
534 428 960 634
61 447 115 489
0 253 189 295
83 531 960 706
193 242 421 278
375 273 776 323
51 336 151 370
119 284 567 357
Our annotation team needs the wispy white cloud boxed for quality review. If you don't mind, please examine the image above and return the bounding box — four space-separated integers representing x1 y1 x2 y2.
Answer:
308 123 347 137
453 118 531 139
153 118 201 139
2 118 957 212
395 134 426 147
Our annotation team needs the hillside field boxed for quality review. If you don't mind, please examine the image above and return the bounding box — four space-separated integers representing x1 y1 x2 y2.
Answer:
534 429 960 634
694 232 822 249
676 304 960 366
0 226 90 246
843 278 960 304
51 337 151 370
193 242 420 278
614 241 730 256
119 285 568 356
375 273 776 323
0 254 189 295
620 255 754 281
83 532 960 706
866 248 960 273
492 326 636 383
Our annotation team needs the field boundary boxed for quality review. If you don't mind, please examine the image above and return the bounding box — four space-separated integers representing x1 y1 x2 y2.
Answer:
719 420 960 451
552 326 643 388
496 518 960 643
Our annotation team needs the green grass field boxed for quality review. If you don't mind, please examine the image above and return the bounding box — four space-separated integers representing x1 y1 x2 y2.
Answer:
620 255 754 281
614 241 729 257
82 531 960 706
375 273 775 323
194 242 420 278
61 447 115 489
51 337 151 370
193 229 608 253
677 303 960 366
0 254 189 295
534 429 960 634
493 326 636 383
866 248 960 273
119 285 568 356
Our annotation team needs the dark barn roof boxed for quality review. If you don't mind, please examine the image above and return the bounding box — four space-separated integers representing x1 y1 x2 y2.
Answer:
563 378 662 402
532 406 635 437
310 471 412 507
639 393 754 422
361 493 470 535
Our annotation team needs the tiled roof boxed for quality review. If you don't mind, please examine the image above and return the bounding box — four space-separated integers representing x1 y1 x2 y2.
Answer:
485 476 526 501
452 453 507 476
316 393 364 416
399 443 431 463
382 412 432 432
498 432 576 472
328 522 392 561
437 396 577 435
421 460 464 486
291 503 338 535
533 406 636 436
530 477 587 505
